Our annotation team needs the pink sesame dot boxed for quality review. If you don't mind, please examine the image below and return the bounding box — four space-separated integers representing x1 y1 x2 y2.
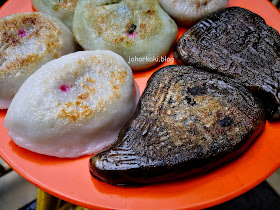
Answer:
18 29 27 38
60 84 70 92
126 32 137 38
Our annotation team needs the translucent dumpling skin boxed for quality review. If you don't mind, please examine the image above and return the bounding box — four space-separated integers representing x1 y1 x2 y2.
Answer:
0 12 76 109
159 0 228 27
4 50 138 158
32 0 78 30
73 0 178 70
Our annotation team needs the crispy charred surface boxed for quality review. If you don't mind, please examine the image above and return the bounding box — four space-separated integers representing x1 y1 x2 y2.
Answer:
90 65 265 185
174 7 280 120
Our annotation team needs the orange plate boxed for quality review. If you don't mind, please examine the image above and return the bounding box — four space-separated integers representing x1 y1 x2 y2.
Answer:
1 0 280 209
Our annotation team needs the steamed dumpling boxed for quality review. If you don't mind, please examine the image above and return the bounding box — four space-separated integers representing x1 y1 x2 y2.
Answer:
159 0 228 27
0 12 76 109
32 0 78 30
73 0 178 70
4 50 138 158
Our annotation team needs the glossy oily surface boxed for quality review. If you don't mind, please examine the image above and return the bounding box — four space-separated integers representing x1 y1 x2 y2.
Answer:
174 7 280 120
90 65 265 185
1 0 280 209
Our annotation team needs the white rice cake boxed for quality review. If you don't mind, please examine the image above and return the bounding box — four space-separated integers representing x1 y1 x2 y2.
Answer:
32 0 78 31
0 12 76 109
159 0 228 27
4 50 138 158
73 0 178 70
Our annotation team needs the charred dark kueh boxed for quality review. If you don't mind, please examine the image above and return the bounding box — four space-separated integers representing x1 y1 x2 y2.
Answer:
174 7 280 120
89 65 265 185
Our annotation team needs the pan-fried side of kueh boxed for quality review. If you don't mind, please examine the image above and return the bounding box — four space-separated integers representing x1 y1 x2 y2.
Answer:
32 0 78 31
89 65 265 185
73 0 178 70
174 7 280 120
0 12 76 109
4 50 138 158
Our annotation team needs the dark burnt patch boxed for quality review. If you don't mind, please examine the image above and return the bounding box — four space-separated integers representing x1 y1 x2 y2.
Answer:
184 96 196 106
187 86 207 96
218 117 234 127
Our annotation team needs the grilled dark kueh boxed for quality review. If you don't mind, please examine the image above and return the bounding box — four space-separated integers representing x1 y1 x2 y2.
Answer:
174 7 280 120
89 65 265 185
